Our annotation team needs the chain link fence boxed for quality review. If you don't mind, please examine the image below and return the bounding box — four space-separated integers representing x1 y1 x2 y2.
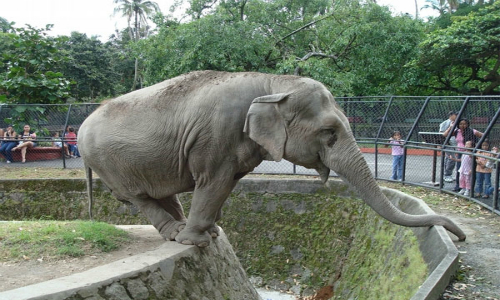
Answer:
336 96 500 215
0 103 99 168
1 96 500 214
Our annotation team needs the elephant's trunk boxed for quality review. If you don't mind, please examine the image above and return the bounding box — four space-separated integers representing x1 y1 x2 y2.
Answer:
325 143 466 241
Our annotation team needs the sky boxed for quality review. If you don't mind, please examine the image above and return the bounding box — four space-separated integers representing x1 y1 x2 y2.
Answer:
1 0 438 42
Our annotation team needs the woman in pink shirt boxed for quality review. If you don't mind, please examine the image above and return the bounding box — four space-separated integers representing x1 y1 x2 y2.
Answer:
443 118 483 192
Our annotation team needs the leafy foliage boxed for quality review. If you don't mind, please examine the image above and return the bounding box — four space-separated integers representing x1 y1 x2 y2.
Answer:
140 0 427 96
411 1 500 95
0 25 70 104
57 32 119 100
0 0 498 102
113 0 161 91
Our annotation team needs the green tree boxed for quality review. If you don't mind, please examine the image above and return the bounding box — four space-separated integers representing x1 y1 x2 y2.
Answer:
105 29 136 96
0 25 70 104
274 2 426 95
57 32 119 101
113 0 160 90
0 17 15 33
139 0 426 96
410 2 500 95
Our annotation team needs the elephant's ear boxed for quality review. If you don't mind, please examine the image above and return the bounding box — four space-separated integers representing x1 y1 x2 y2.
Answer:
243 93 290 162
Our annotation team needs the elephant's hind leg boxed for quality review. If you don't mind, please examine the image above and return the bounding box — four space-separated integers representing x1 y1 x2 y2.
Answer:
157 195 187 222
132 196 186 241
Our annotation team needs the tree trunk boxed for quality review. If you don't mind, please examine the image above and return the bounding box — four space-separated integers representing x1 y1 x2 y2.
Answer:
131 11 140 91
132 58 139 92
414 0 419 19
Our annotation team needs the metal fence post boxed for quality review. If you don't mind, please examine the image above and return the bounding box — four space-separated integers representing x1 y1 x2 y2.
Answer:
374 96 394 178
61 104 73 169
403 97 432 183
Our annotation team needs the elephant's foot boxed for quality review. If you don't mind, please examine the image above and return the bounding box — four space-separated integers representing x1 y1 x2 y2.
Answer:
208 224 220 238
157 220 186 241
175 227 212 248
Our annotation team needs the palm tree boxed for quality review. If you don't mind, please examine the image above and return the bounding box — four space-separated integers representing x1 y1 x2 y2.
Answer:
447 0 459 12
113 0 160 90
423 0 448 16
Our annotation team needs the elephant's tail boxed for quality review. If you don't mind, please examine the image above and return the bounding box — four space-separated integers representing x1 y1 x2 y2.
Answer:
85 165 94 220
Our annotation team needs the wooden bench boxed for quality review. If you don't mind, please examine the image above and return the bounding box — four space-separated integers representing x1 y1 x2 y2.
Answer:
0 146 63 162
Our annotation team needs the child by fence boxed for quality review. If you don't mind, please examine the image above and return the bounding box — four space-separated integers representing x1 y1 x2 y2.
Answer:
453 140 474 196
388 130 404 181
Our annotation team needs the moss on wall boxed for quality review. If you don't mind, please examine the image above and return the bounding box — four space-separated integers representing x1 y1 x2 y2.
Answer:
333 210 427 299
219 192 427 298
0 179 427 299
0 179 148 224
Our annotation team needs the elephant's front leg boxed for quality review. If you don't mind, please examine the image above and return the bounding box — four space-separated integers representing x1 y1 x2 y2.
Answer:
207 208 223 238
175 180 234 247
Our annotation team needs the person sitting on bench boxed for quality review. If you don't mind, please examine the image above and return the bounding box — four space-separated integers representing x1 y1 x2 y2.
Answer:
11 124 37 163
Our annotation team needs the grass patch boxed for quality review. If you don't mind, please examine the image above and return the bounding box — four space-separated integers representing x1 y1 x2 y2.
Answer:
0 220 130 262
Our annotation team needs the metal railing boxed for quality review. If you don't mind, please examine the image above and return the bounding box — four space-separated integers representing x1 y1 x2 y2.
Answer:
1 96 500 214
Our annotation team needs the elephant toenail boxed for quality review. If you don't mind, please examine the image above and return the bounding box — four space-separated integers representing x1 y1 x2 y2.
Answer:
197 242 209 247
181 240 194 245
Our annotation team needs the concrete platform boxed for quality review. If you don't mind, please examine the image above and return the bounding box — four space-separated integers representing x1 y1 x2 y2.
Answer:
0 230 262 300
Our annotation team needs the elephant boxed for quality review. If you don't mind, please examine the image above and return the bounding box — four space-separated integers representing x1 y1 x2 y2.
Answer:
78 70 466 247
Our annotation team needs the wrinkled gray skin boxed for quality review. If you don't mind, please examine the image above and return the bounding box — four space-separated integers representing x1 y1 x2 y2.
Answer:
78 71 466 247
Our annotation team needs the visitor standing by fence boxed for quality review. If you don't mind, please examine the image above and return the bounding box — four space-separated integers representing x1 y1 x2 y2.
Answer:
387 130 404 181
453 140 475 196
443 118 483 192
439 111 458 183
475 139 494 199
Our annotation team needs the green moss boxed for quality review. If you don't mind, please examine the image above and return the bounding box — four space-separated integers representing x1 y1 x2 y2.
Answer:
220 192 427 299
334 217 427 299
0 180 148 224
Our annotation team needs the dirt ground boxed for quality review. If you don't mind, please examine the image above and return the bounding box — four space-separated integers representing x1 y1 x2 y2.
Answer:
431 203 500 300
0 225 165 293
0 200 499 299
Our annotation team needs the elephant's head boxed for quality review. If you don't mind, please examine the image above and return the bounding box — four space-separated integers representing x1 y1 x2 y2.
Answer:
244 78 466 241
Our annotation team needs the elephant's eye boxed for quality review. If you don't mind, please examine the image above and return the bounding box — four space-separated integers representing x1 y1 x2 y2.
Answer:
322 128 337 147
327 132 337 147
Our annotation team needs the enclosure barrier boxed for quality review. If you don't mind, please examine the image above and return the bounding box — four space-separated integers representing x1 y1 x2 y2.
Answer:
1 96 499 214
